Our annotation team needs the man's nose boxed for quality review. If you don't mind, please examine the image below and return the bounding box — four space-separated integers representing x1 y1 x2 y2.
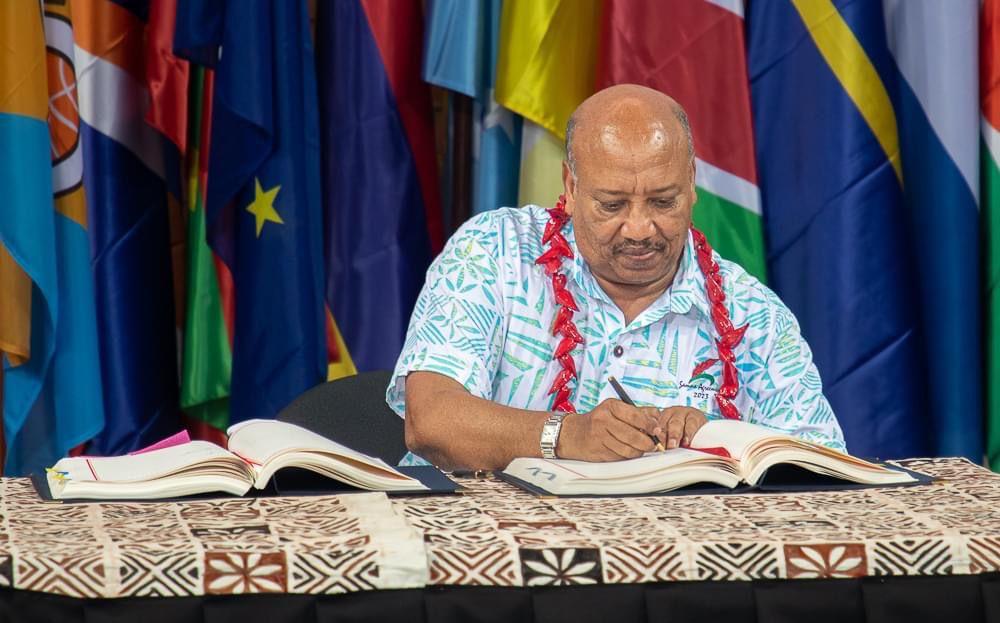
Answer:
620 205 656 239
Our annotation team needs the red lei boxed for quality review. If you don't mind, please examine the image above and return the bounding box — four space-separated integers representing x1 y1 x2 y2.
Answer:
535 196 747 419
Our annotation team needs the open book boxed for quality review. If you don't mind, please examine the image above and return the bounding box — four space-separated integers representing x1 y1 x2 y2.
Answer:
43 419 446 501
501 420 926 497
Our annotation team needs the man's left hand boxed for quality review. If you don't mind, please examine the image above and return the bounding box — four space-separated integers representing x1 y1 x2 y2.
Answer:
654 407 708 449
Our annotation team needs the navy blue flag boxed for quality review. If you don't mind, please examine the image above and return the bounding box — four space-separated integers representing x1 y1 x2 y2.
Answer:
747 1 931 458
174 0 326 422
317 0 443 372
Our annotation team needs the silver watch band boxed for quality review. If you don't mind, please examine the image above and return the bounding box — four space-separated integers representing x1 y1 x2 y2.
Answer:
540 412 567 459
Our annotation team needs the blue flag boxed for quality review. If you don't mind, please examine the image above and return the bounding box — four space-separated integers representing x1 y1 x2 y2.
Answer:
747 0 931 458
74 0 181 455
1 2 104 475
317 0 442 372
423 0 522 215
882 0 982 459
175 0 326 421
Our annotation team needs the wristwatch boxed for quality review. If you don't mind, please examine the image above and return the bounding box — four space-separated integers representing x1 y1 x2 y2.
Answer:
540 412 568 459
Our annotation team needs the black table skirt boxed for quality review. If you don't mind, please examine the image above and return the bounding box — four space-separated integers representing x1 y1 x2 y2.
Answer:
4 574 1000 623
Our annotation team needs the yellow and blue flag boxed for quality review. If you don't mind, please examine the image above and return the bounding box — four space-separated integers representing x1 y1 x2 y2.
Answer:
748 0 982 459
495 0 600 207
175 0 327 421
1 0 104 475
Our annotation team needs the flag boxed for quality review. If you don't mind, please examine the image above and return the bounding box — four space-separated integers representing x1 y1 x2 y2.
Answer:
423 0 523 215
145 0 234 437
597 0 766 282
73 0 180 454
178 66 233 431
882 0 981 459
1 0 104 475
175 0 327 422
495 0 600 208
145 0 192 367
145 0 188 154
317 0 444 372
747 0 929 458
984 0 1000 469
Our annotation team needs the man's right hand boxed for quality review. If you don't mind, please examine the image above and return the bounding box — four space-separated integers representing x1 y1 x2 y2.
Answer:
555 398 662 461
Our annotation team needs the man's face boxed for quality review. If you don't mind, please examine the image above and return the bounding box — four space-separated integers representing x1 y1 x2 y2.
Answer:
562 123 695 292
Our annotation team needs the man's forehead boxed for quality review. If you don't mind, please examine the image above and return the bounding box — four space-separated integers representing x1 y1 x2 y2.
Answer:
575 142 690 184
572 109 688 169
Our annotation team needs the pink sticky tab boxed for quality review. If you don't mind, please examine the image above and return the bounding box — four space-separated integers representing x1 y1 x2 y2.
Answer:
128 430 191 455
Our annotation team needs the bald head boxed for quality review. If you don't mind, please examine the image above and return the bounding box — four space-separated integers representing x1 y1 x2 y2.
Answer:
565 84 693 178
559 84 698 302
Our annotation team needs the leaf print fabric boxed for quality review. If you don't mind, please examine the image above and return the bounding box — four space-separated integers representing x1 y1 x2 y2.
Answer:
389 206 845 465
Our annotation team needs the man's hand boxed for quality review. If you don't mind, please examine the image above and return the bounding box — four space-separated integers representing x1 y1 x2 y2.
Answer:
655 406 708 449
556 398 662 461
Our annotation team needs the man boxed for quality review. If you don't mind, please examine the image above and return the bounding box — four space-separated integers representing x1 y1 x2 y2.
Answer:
388 84 845 469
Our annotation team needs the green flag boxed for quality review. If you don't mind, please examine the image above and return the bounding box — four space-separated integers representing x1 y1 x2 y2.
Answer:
180 67 232 431
984 0 1000 470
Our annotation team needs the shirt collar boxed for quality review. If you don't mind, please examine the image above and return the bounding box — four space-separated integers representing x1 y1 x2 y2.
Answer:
562 221 711 322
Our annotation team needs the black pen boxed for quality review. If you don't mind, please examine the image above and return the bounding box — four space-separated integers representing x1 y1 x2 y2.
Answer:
608 376 666 452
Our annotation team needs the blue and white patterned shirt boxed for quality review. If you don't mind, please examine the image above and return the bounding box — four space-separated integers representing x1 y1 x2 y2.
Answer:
388 206 846 464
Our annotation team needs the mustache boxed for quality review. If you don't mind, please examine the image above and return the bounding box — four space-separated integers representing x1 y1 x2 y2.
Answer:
613 240 667 254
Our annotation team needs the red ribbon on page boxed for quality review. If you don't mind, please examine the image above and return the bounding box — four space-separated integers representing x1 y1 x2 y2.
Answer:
693 446 732 459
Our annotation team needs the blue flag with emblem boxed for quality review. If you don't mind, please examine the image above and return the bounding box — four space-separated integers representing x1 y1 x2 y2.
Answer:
174 0 326 422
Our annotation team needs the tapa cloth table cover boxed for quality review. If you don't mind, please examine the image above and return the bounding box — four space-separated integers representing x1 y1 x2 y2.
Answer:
0 458 997 598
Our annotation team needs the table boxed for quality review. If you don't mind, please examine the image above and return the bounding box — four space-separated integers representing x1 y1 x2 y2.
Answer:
2 458 1000 622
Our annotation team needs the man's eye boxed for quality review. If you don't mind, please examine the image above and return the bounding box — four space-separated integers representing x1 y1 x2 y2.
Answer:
600 202 624 211
652 198 677 209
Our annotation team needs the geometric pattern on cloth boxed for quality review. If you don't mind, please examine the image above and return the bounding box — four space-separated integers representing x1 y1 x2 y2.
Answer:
428 546 521 585
783 543 867 579
694 542 780 580
3 458 1000 598
968 537 1000 574
204 551 287 594
116 548 200 597
601 543 685 583
0 486 426 599
290 550 379 594
871 539 955 577
405 459 1000 586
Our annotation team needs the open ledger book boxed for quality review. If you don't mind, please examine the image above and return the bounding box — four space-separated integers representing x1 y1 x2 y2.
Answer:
44 419 443 500
501 420 927 496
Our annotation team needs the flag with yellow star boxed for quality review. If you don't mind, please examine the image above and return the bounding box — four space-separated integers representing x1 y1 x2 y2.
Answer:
174 0 327 423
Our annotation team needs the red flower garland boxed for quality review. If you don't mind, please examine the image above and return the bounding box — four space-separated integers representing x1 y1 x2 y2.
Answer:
535 195 581 413
535 196 747 419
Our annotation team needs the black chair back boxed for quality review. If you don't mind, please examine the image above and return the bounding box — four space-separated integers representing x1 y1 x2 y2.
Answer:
276 370 407 465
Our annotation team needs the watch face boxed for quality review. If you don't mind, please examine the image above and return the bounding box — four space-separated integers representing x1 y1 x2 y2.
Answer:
540 414 565 458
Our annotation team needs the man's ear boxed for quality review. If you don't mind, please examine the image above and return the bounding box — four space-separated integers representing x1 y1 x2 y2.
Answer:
561 160 576 214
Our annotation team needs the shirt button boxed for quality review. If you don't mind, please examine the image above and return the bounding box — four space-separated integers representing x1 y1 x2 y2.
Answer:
613 345 624 358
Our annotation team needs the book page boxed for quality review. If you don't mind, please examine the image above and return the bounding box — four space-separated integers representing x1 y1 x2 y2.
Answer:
227 419 423 490
687 420 916 486
51 441 246 483
689 420 784 459
503 449 741 495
